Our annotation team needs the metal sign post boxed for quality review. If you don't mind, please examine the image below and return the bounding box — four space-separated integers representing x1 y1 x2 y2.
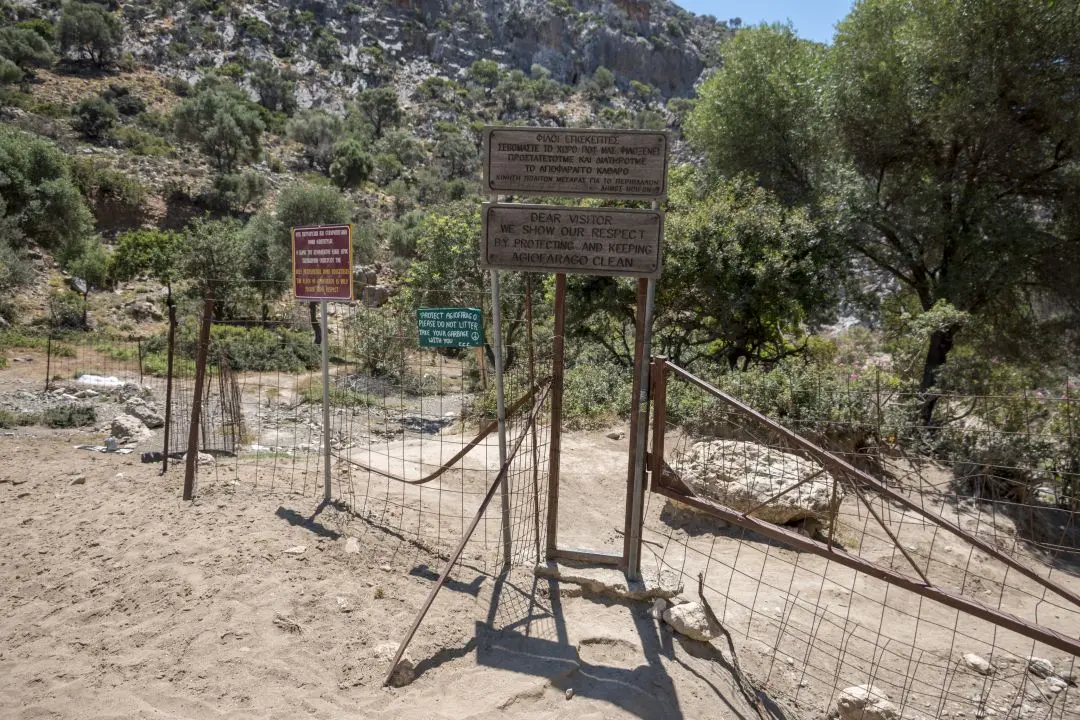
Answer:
291 224 353 503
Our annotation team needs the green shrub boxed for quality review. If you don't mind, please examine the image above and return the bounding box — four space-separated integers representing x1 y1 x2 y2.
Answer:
112 125 170 156
100 84 146 115
350 303 412 378
47 290 88 330
42 404 95 428
0 409 38 428
71 95 118 138
329 137 373 189
206 325 320 372
57 1 123 67
205 171 268 211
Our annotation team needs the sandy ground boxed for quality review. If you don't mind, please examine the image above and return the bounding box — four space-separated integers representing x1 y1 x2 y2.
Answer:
0 429 768 720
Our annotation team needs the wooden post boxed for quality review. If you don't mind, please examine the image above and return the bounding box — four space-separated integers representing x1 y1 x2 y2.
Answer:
622 278 648 570
161 303 176 474
545 273 567 559
183 297 213 501
320 300 332 502
136 337 144 385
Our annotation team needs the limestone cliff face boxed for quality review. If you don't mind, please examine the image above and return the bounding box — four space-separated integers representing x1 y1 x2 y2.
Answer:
110 0 729 104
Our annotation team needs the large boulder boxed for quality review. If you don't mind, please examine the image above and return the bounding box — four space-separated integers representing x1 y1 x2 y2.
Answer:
662 601 720 642
124 397 164 429
111 413 151 443
677 440 839 524
835 685 899 720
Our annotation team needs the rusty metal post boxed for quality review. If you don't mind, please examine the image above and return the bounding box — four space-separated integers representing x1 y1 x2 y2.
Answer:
524 276 542 562
183 297 213 501
649 357 667 492
137 337 144 385
622 278 648 571
545 274 567 559
161 303 176 474
44 335 52 393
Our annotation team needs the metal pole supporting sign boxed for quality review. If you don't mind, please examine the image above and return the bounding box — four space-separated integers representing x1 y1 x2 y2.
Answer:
490 269 511 566
321 300 332 501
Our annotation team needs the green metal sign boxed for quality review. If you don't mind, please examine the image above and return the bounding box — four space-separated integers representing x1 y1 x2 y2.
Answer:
417 307 484 348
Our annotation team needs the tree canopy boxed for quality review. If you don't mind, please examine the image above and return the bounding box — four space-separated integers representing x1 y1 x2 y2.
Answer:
688 1 1080 412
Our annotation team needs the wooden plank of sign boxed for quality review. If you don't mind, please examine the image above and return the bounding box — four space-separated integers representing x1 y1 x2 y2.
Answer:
480 203 663 278
483 127 668 200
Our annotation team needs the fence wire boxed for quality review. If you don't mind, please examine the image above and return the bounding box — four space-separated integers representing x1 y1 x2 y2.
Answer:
643 362 1080 720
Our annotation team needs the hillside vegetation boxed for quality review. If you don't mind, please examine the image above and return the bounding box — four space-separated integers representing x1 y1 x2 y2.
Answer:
1 0 1078 508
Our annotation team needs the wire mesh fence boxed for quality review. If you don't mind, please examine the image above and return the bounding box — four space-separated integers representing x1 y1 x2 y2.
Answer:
154 281 554 574
642 360 1080 720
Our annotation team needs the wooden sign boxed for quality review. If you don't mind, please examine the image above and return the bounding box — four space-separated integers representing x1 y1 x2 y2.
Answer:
483 127 668 200
417 308 484 348
292 224 353 301
480 203 663 278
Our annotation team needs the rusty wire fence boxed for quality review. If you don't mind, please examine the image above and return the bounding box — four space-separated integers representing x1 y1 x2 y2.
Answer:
160 281 554 575
642 359 1080 720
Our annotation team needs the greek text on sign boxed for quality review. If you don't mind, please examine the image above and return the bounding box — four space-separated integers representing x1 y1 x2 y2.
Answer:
292 224 353 301
483 127 668 200
481 203 663 278
417 308 484 348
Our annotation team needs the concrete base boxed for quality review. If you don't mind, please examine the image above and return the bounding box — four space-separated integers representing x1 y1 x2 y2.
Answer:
534 560 682 601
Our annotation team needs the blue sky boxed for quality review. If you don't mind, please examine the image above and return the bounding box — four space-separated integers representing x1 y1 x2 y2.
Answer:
675 0 856 44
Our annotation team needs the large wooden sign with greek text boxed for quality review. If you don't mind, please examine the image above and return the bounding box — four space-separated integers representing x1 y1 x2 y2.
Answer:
483 127 668 200
292 224 354 301
481 203 663 278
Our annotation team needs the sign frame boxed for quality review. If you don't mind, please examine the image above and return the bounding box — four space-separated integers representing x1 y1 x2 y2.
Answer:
480 202 664 279
482 126 669 201
291 224 354 302
416 307 485 348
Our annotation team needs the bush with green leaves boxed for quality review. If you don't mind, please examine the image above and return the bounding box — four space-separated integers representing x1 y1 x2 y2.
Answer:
287 109 343 171
0 232 34 294
100 84 146 116
42 404 96 428
57 1 123 67
173 82 264 172
0 126 93 254
250 60 297 114
205 171 268 212
112 125 170 156
349 302 412 378
70 158 147 213
109 228 186 299
206 325 319 372
71 95 118 138
329 138 373 189
0 26 54 84
48 289 88 329
350 86 402 139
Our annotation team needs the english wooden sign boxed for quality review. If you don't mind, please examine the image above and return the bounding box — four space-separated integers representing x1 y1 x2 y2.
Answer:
480 203 663 278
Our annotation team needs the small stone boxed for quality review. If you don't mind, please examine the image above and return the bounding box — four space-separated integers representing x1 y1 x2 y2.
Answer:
372 642 415 687
836 685 899 720
1046 677 1067 693
606 431 624 440
111 414 151 443
963 653 994 676
70 475 87 485
662 602 720 642
380 564 392 572
336 596 351 613
1028 657 1054 679
649 598 667 620
565 688 574 700
283 545 306 555
345 537 360 554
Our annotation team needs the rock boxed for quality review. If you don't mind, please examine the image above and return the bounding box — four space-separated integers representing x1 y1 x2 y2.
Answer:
606 431 625 440
1028 657 1054 679
70 475 87 485
111 414 151 443
181 451 215 466
69 276 87 294
676 440 840 524
344 537 360 554
372 642 415 687
565 688 574 700
963 653 994 676
649 598 667 620
283 545 306 555
1045 677 1067 693
362 284 391 307
124 397 164 429
336 596 351 613
662 601 720 642
126 300 163 321
836 685 899 720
